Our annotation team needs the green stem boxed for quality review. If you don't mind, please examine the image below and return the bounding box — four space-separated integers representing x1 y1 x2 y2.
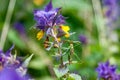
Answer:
91 0 108 48
50 28 64 67
0 0 16 49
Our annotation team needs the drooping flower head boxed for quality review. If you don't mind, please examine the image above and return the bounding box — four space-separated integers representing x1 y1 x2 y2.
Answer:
34 0 65 30
96 61 120 80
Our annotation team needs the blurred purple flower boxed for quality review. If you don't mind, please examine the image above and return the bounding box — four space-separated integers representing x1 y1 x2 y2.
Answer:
96 61 120 80
14 22 26 37
0 46 33 80
0 45 20 69
79 35 87 45
0 68 28 80
33 0 65 30
102 0 118 25
103 0 117 6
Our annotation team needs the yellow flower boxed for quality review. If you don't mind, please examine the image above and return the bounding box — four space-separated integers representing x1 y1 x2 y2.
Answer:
37 30 44 40
33 0 44 6
61 25 70 38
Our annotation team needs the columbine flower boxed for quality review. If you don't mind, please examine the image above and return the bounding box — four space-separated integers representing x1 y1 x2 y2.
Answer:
34 0 65 40
78 35 87 45
96 61 120 80
34 0 65 30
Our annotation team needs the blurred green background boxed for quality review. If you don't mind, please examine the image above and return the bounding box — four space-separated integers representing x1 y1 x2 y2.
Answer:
0 0 120 80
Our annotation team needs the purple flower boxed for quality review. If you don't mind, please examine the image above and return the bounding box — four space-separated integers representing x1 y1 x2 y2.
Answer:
96 61 119 80
0 45 34 80
102 0 118 25
0 46 33 80
0 45 21 69
13 22 26 38
33 0 65 30
102 0 117 6
78 35 87 45
0 68 28 80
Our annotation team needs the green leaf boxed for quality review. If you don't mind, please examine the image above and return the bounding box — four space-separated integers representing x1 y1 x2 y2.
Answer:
73 53 81 61
53 67 69 78
66 76 74 80
68 73 82 80
22 54 34 68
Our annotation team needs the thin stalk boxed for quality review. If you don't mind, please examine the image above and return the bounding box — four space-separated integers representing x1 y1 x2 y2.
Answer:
91 0 108 48
0 0 16 49
50 28 64 67
68 43 74 64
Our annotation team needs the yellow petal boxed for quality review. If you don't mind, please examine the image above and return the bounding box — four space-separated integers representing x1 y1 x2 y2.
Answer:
61 25 70 38
37 30 44 40
61 26 70 33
